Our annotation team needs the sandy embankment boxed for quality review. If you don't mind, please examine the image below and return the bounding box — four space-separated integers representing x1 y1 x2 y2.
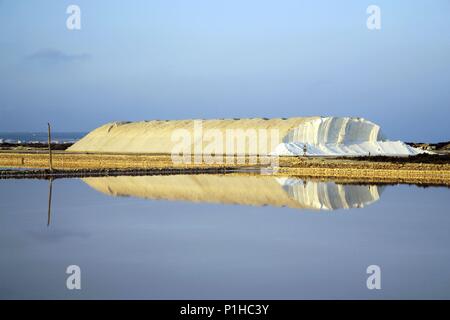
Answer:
1 152 450 185
277 156 450 185
0 152 255 170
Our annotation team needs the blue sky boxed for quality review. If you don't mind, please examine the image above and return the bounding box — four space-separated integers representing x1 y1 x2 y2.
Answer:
0 0 449 141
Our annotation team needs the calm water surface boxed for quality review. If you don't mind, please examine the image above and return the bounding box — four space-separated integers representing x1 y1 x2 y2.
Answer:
0 175 449 299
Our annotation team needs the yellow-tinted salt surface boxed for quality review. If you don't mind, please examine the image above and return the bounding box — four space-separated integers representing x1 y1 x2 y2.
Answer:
68 117 319 154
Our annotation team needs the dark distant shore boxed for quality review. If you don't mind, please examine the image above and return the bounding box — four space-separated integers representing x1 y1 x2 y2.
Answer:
0 142 73 151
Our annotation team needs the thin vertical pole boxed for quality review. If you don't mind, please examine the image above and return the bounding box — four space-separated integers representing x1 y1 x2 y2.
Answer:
47 178 53 227
47 123 53 171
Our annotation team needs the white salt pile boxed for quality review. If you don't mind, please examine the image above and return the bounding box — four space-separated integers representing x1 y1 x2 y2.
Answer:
69 116 424 157
272 117 423 156
272 140 421 156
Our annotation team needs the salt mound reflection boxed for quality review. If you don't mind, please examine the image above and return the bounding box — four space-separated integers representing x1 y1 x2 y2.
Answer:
82 175 383 210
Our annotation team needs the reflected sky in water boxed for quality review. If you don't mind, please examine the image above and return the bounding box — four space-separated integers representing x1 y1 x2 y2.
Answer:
0 176 449 299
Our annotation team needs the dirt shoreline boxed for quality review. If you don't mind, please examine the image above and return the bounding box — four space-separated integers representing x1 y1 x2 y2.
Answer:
1 151 450 185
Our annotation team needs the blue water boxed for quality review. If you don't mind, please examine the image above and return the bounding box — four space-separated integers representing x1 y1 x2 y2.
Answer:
0 176 449 299
0 132 86 144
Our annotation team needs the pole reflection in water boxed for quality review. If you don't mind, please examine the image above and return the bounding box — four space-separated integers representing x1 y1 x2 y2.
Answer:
47 178 53 226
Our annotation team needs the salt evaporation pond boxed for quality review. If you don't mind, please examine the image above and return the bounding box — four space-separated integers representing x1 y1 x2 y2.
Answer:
0 175 449 299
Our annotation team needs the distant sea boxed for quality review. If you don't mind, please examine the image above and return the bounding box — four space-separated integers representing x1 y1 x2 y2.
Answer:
0 132 86 144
